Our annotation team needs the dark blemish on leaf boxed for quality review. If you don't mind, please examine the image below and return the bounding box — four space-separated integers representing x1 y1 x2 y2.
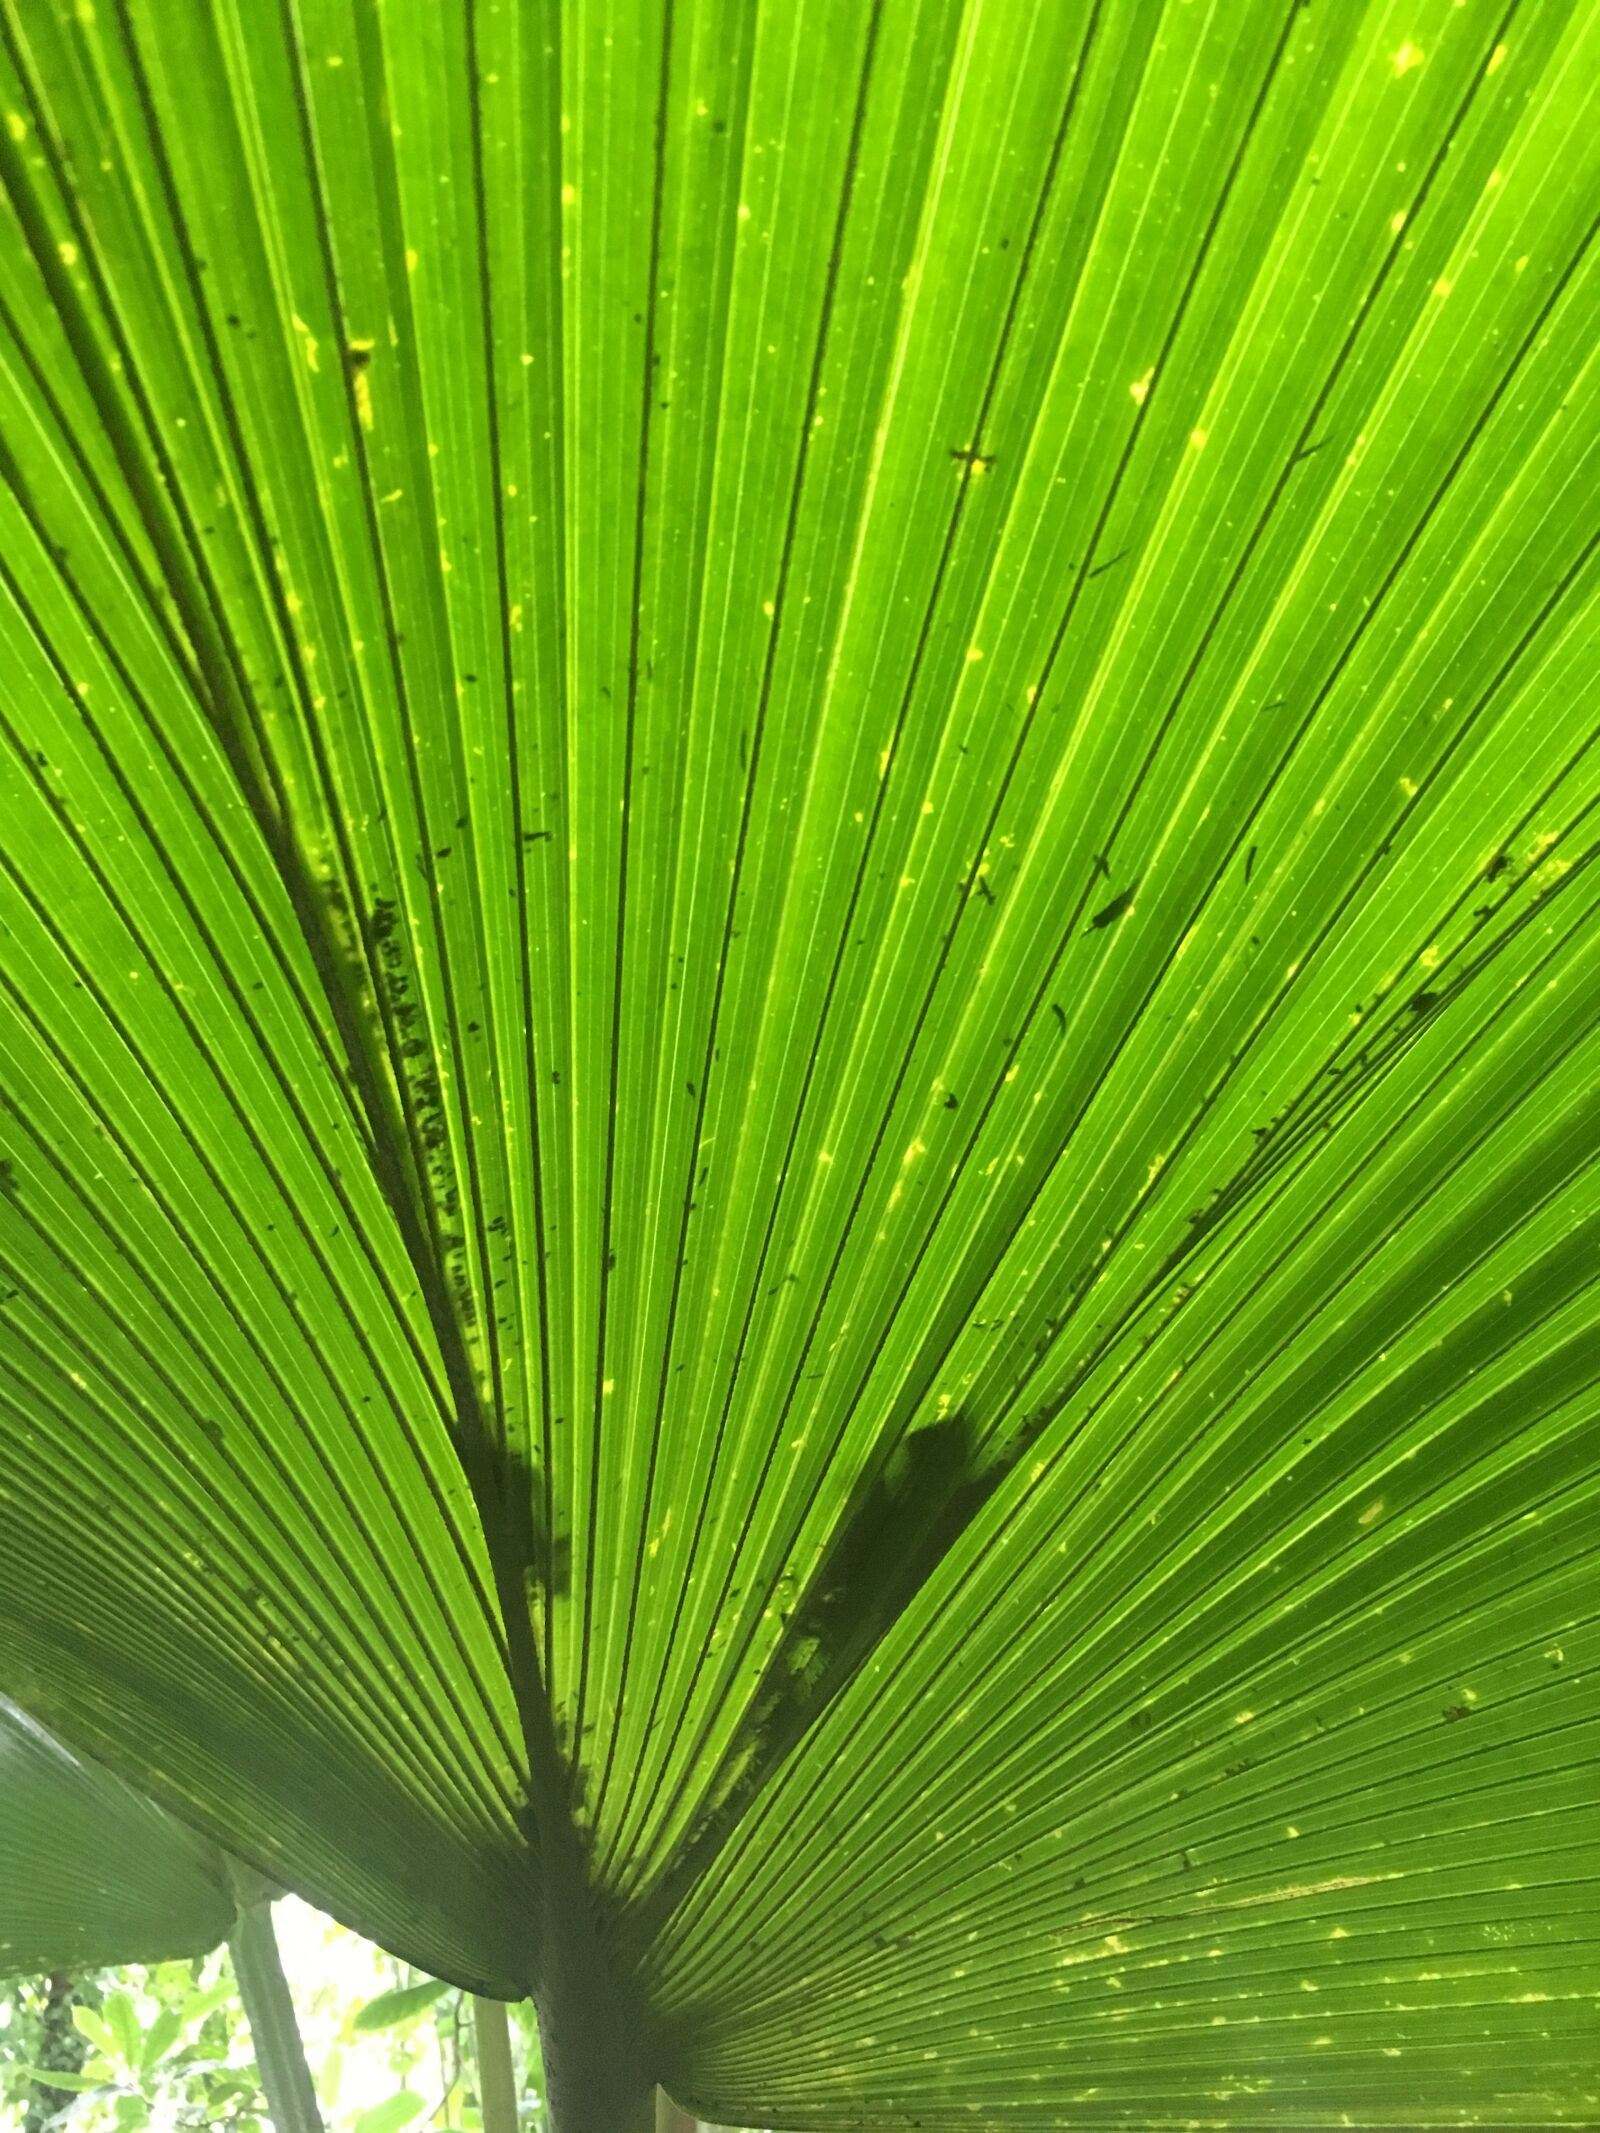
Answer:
974 877 995 906
623 1409 1005 1952
1409 990 1440 1014
0 1158 16 1197
1085 546 1130 581
346 343 372 369
943 1092 959 1109
1442 1703 1473 1722
1086 884 1137 932
1090 851 1111 880
434 847 452 859
226 313 241 327
948 443 995 473
1050 1002 1066 1035
1244 844 1256 884
1484 850 1510 880
686 1080 696 1097
605 1249 616 1272
522 828 551 842
737 729 748 772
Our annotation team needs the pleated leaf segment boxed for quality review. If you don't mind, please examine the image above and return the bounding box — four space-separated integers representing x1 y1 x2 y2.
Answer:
0 1696 233 1975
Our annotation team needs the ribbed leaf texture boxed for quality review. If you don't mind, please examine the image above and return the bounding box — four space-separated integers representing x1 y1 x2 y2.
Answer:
0 0 1595 2124
0 1696 232 1974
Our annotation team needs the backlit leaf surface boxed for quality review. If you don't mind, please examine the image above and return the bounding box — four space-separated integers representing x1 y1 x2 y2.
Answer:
0 0 1595 2123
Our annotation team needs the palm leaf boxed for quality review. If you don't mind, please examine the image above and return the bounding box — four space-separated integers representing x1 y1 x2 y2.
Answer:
0 0 1595 2126
0 1695 231 1974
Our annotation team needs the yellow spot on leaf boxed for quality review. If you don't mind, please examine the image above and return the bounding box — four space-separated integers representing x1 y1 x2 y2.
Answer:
1391 41 1425 76
1129 368 1153 405
348 341 376 428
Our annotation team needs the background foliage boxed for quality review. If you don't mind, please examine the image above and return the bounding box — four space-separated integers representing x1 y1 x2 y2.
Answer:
0 1910 544 2133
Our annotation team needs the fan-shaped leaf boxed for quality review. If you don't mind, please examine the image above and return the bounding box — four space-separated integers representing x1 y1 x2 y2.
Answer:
0 0 1595 2126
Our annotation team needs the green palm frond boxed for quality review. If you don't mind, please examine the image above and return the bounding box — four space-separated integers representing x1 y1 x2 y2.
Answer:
0 1 1595 2125
0 1695 231 1975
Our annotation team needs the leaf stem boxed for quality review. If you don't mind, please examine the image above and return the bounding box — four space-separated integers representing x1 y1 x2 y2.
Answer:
226 1883 323 2133
469 1998 517 2133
